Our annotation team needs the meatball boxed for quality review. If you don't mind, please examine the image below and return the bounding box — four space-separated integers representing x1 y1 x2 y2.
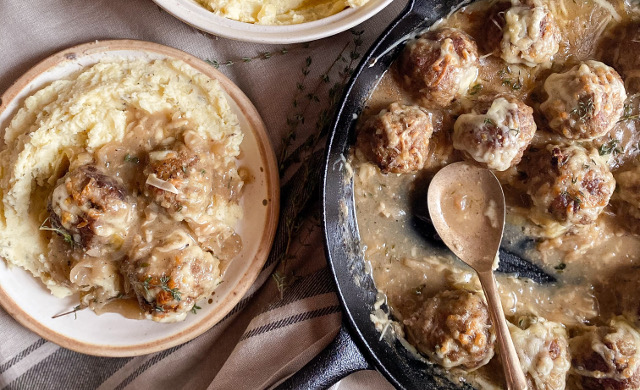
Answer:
123 228 221 322
399 28 479 107
453 96 536 171
48 164 134 256
357 102 433 173
144 141 208 217
509 318 570 390
540 61 627 140
486 0 560 67
522 144 615 226
570 318 640 390
611 22 640 92
403 289 495 370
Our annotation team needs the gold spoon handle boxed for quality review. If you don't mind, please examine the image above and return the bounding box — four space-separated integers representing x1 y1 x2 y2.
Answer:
477 270 528 390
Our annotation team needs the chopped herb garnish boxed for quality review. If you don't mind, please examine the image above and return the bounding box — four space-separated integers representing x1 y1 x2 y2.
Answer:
571 96 594 122
484 118 496 126
191 304 201 314
124 154 139 164
469 84 483 95
554 263 567 271
159 275 182 301
598 140 622 156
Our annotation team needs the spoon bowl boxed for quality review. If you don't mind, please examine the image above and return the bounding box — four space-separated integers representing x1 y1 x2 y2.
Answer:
427 162 527 390
427 162 505 270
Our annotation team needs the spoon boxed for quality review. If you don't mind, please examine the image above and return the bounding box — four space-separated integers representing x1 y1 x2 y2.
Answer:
427 162 527 390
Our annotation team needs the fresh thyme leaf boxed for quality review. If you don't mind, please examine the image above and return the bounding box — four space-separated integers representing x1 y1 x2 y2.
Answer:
469 84 483 95
598 140 621 156
191 304 201 314
619 102 640 122
124 154 139 164
484 118 496 126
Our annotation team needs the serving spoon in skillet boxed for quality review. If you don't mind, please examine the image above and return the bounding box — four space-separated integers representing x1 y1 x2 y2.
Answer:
427 162 528 390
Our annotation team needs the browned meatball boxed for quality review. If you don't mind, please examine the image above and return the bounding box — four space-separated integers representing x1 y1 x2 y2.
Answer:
453 96 536 171
399 28 479 107
144 142 205 214
357 102 433 173
510 318 570 390
570 318 640 390
48 164 134 255
485 0 560 67
540 61 627 140
521 144 615 227
123 227 221 322
403 289 495 370
612 22 640 92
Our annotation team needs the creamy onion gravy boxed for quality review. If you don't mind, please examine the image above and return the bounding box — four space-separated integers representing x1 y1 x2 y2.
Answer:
352 0 640 388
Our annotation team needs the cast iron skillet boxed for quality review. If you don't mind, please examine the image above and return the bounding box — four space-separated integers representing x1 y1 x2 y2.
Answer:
322 0 556 388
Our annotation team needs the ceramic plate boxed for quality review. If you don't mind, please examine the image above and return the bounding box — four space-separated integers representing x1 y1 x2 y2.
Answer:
153 0 393 44
0 40 279 357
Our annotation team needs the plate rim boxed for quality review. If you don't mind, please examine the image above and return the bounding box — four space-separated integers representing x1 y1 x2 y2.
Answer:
0 39 280 357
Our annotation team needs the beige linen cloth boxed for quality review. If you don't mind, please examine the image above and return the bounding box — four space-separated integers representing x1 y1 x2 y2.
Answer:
0 0 406 389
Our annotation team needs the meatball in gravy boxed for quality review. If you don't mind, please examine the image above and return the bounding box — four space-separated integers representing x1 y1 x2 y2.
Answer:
453 96 536 171
570 318 640 390
48 164 135 256
403 289 495 370
522 145 615 227
124 228 221 322
357 102 433 173
399 28 479 107
540 61 626 140
510 318 571 390
487 0 560 67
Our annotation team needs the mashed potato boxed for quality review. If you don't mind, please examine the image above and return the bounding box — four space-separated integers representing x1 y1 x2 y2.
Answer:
195 0 370 25
0 58 244 321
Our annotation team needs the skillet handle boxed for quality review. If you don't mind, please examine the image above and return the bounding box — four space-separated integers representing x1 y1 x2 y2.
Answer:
275 323 371 390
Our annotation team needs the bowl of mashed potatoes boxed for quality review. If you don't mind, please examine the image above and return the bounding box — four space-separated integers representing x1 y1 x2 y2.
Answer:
0 40 279 356
153 0 393 43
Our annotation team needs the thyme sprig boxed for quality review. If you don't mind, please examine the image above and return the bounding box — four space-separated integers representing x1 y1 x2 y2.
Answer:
598 139 622 156
619 101 640 122
52 304 83 319
205 47 291 69
39 217 75 247
142 275 181 301
279 30 365 175
272 30 365 297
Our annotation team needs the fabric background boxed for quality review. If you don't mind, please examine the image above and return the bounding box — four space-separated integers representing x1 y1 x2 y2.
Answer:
0 0 407 389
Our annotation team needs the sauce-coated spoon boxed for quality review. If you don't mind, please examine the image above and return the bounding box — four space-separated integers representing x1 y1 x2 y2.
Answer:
427 162 527 390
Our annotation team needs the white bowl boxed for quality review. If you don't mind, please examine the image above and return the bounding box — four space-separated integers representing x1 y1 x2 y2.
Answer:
0 40 279 357
153 0 394 44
